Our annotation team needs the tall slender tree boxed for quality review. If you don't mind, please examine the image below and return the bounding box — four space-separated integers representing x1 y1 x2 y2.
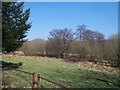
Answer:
2 2 31 53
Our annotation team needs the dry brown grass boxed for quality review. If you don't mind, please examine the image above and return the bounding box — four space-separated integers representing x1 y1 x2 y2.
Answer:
75 61 119 75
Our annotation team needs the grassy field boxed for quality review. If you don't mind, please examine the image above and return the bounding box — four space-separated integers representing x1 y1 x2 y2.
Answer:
2 55 120 88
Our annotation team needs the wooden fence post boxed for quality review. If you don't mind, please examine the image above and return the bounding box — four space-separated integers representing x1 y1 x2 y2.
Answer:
37 74 40 90
32 72 35 90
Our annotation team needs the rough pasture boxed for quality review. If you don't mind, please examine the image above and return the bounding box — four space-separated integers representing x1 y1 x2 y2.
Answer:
2 55 120 88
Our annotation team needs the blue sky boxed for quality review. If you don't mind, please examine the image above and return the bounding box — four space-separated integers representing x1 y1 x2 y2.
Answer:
24 2 118 40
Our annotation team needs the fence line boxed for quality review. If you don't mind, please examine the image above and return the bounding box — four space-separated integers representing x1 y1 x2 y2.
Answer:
14 68 33 75
1 64 68 90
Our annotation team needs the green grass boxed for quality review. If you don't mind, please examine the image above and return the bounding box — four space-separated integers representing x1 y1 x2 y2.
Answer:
2 55 120 88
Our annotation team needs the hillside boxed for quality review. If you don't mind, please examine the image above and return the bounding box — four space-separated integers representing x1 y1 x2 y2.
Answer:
2 55 120 88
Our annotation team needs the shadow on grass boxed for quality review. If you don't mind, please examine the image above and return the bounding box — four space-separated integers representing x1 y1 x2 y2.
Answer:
0 60 22 70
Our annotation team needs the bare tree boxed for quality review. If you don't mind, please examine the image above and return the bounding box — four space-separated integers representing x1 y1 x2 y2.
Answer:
94 31 105 41
76 24 86 41
46 28 74 58
76 24 105 41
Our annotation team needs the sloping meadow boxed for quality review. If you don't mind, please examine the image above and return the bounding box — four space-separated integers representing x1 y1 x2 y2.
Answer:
2 55 120 88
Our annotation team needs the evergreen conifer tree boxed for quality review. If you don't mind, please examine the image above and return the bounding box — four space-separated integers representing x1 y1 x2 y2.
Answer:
2 2 31 53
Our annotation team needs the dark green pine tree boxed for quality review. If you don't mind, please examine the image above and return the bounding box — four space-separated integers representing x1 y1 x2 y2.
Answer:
2 2 31 53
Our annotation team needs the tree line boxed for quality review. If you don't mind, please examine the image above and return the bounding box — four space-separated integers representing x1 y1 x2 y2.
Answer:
20 25 119 67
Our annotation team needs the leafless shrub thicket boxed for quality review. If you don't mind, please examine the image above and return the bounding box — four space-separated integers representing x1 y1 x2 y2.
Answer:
103 34 119 67
20 38 46 56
